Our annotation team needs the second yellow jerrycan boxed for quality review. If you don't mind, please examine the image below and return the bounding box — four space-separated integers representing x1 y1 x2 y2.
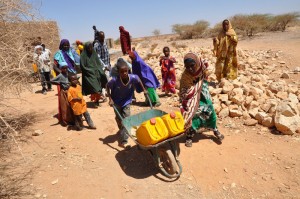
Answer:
161 111 185 137
136 117 169 146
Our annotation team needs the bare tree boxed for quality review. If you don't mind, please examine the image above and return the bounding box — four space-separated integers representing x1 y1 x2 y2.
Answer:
152 29 161 36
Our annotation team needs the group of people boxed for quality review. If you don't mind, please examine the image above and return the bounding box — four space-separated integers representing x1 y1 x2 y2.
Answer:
33 19 237 148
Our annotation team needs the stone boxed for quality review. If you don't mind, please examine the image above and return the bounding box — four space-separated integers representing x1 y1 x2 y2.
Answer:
211 88 222 96
261 103 272 113
268 81 286 94
276 91 288 100
249 107 259 118
249 86 264 100
288 86 298 94
279 61 286 65
231 95 244 105
274 101 300 135
232 80 243 88
255 112 268 124
248 101 260 110
262 116 275 128
277 101 299 117
244 118 258 126
32 130 43 136
247 57 258 65
229 109 243 118
242 111 251 119
251 74 261 82
288 93 298 104
218 94 229 103
239 76 251 84
296 128 300 134
221 80 234 94
281 73 290 79
214 103 222 114
293 67 300 73
219 107 229 118
244 96 254 107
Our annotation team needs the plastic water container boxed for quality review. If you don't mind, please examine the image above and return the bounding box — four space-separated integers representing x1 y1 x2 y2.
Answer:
161 111 185 137
136 117 169 146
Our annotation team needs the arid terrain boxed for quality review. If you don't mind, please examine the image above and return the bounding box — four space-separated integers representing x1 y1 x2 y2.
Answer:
1 27 300 199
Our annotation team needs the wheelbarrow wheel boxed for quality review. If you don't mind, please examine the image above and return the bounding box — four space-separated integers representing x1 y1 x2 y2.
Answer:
158 148 179 175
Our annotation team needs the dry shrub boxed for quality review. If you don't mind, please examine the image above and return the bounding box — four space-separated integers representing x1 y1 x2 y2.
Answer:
170 42 187 49
150 43 158 52
172 20 210 39
0 1 53 196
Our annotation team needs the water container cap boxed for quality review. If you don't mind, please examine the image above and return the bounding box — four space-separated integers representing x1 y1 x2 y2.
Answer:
150 118 156 125
170 112 176 119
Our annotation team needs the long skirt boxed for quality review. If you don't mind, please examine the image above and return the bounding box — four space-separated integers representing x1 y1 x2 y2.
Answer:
146 87 160 105
57 85 74 125
191 80 217 130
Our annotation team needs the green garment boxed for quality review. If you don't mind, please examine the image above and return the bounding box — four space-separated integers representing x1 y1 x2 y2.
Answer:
80 42 107 96
191 80 217 130
147 87 160 105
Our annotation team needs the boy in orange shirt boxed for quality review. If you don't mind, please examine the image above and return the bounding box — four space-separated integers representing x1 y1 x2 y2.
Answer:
68 74 96 131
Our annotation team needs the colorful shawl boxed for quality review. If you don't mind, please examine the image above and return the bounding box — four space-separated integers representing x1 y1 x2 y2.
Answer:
179 53 208 128
54 39 77 73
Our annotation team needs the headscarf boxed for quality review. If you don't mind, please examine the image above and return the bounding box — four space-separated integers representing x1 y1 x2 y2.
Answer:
119 26 131 55
80 42 107 95
131 51 160 90
179 53 208 128
34 45 43 54
214 19 237 58
58 39 76 73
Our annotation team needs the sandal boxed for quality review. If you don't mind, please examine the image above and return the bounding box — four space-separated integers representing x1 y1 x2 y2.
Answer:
185 139 193 147
214 130 224 141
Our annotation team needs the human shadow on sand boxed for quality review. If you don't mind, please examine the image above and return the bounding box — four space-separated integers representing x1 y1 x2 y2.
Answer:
100 133 180 181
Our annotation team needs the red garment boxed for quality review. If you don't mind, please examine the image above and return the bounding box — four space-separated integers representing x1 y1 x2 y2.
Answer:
160 56 176 94
119 26 131 55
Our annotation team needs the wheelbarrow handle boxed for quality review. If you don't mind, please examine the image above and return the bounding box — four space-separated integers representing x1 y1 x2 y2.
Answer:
145 92 153 109
113 93 153 122
112 104 124 121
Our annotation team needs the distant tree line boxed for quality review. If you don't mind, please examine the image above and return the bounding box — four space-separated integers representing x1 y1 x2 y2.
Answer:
171 12 300 39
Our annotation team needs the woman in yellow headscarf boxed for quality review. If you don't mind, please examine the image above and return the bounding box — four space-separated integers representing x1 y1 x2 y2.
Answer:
213 19 238 82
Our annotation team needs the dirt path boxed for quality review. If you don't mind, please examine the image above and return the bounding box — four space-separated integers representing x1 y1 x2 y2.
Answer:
4 28 300 199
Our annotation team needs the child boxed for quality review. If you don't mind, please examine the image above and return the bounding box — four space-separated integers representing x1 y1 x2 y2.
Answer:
68 74 96 131
34 45 52 94
159 47 177 95
106 59 146 148
129 50 161 107
50 65 74 126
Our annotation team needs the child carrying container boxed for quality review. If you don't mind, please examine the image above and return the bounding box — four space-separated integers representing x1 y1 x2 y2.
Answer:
68 74 96 131
106 59 147 148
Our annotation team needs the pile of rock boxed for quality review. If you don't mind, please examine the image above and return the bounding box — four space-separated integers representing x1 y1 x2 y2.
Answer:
128 44 300 135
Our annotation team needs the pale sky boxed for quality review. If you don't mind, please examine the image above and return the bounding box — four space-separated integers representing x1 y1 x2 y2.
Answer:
29 0 300 43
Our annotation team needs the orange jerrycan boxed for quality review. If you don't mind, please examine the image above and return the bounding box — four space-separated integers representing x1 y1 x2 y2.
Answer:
161 111 185 137
136 117 169 146
32 63 38 73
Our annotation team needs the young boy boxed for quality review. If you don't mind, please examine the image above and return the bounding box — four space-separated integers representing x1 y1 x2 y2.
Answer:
50 65 74 126
106 59 146 148
68 74 96 131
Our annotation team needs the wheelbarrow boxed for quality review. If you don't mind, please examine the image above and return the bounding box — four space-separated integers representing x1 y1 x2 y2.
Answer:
113 98 184 179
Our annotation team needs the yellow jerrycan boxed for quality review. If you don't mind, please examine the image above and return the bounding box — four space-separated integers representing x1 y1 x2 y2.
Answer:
136 117 169 146
161 111 185 137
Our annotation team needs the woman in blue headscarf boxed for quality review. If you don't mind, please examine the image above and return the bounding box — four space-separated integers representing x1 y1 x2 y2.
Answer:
54 39 80 74
129 50 161 107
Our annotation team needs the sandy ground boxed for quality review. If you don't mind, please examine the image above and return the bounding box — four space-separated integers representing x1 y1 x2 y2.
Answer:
2 27 300 199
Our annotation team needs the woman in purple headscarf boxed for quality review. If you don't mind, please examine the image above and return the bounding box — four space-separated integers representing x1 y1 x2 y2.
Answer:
54 39 79 74
129 50 161 107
